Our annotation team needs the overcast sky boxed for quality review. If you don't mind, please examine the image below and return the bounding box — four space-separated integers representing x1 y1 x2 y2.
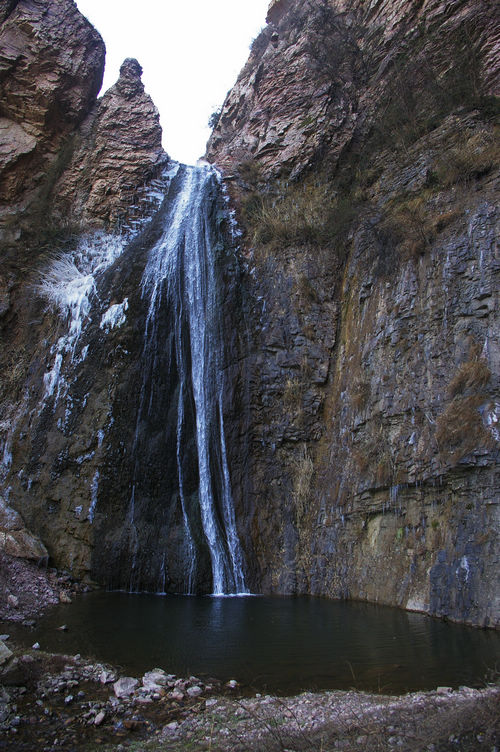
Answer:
75 0 270 165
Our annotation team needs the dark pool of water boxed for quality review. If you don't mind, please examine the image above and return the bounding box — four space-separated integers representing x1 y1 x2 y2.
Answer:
9 593 500 694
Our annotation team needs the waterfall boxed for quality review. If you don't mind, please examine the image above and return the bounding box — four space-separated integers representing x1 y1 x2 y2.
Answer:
138 163 246 595
26 162 246 596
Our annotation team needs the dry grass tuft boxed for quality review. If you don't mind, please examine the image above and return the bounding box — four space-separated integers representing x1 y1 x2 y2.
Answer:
434 129 499 188
381 195 434 262
350 379 371 412
283 377 303 411
243 177 356 255
436 395 492 463
449 357 491 398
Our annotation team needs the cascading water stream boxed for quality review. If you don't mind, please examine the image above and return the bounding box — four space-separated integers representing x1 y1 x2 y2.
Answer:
136 163 246 595
11 161 246 596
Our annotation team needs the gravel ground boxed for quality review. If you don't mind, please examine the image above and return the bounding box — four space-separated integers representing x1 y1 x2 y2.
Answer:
0 552 88 624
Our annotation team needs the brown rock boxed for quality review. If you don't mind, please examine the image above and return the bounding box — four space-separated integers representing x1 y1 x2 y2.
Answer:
1 530 48 561
0 497 23 531
266 0 293 25
0 0 105 235
207 0 500 180
0 498 49 561
54 57 168 229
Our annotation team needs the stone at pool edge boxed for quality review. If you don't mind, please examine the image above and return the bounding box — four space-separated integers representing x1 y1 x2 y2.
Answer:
113 676 139 698
0 640 12 666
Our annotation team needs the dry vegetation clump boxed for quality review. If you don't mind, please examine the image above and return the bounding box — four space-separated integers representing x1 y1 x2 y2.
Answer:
435 395 492 463
294 274 319 306
380 195 434 262
436 341 493 463
434 128 500 188
242 176 356 254
448 342 491 398
283 376 303 411
350 378 370 412
352 425 394 488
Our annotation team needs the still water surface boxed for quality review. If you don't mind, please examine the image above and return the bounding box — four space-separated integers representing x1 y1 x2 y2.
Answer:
19 593 500 694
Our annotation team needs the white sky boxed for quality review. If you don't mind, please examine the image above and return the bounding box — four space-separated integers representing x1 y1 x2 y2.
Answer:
75 0 270 165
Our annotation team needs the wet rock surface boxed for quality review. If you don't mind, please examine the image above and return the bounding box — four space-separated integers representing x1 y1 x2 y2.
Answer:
207 1 500 625
0 0 498 626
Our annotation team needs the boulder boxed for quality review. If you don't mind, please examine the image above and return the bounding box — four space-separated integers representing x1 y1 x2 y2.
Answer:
0 639 12 666
113 676 139 698
142 669 169 691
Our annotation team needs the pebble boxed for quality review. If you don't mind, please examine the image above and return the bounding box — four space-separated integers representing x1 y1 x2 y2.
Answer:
169 689 184 702
64 695 74 705
226 679 238 689
99 670 116 684
187 685 203 698
94 711 106 726
32 642 40 650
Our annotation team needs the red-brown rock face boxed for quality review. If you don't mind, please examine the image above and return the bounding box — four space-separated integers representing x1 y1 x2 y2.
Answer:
0 0 105 232
54 57 167 228
207 0 499 180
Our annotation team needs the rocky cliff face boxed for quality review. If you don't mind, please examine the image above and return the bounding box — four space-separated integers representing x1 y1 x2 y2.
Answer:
0 0 498 625
208 0 500 626
0 1 170 582
53 57 167 229
0 0 105 241
207 0 499 179
0 1 167 302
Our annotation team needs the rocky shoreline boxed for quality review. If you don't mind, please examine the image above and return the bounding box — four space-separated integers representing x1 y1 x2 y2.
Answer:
0 637 498 751
0 551 499 750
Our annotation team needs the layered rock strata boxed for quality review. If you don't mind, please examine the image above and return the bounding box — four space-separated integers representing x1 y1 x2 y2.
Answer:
53 57 167 229
209 0 500 626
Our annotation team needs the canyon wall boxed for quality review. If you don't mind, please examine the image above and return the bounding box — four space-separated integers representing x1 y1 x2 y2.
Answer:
0 0 498 624
208 0 500 626
0 0 171 583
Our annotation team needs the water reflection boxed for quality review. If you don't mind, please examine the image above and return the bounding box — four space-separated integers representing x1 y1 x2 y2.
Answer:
10 593 499 694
